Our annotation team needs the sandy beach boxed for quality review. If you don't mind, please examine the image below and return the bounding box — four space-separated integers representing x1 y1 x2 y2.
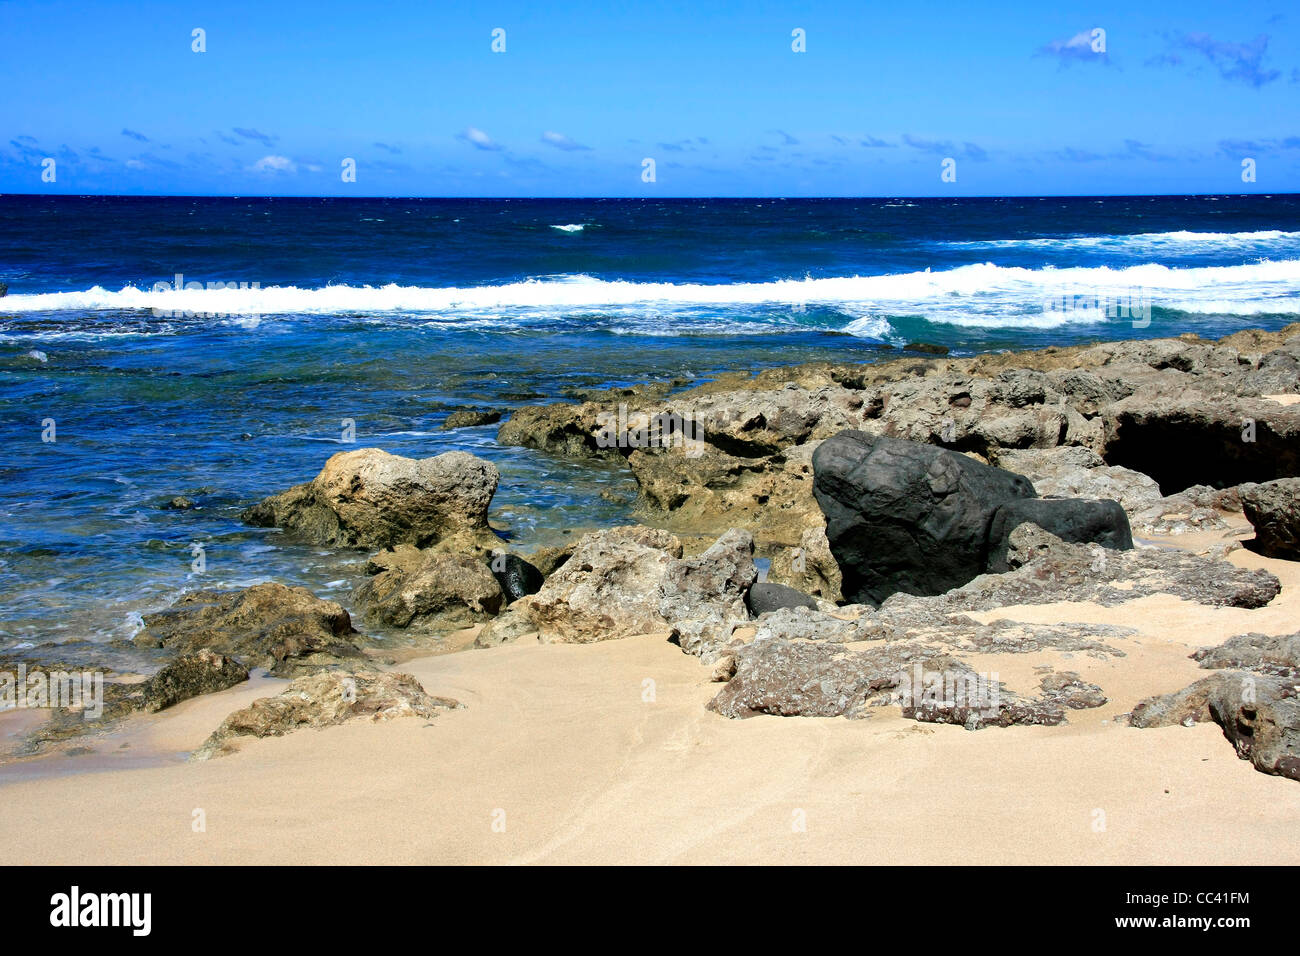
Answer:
2 521 1297 867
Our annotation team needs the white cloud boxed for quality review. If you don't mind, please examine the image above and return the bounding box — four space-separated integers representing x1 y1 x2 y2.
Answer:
541 130 590 151
251 154 297 173
459 127 502 151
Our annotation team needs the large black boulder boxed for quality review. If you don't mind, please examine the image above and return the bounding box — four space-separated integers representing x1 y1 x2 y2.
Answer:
490 553 545 603
985 497 1133 572
812 430 1037 606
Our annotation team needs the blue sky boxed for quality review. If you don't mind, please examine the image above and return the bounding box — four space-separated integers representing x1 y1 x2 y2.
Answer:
1 0 1297 196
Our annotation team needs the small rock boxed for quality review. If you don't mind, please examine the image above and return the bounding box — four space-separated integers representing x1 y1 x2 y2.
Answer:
440 408 502 430
745 582 818 615
140 648 249 713
489 552 545 603
192 670 460 760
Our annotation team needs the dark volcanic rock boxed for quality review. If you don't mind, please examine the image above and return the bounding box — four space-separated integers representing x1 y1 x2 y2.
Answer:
1192 631 1300 679
1133 672 1300 781
488 325 1300 551
927 524 1281 612
707 638 1106 728
490 552 545 603
1208 674 1300 781
1240 478 1300 559
985 496 1133 572
441 408 502 430
1133 627 1300 781
134 582 364 677
706 639 945 719
139 649 250 712
745 582 819 615
812 430 1037 605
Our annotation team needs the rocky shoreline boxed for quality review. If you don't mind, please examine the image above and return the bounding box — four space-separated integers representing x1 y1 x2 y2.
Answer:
4 323 1300 781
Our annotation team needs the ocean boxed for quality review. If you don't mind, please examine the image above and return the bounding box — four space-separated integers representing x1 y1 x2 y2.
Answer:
2 194 1298 649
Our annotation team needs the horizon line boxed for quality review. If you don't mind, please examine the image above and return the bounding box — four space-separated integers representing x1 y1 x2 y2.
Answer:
1 191 1295 201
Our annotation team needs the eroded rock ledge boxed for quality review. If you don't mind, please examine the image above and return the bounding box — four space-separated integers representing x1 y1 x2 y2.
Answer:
493 324 1300 557
193 670 461 761
1131 631 1300 781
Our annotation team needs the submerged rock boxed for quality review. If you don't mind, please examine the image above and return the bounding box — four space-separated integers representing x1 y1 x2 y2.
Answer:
134 582 364 676
441 408 502 430
192 670 460 760
242 448 499 550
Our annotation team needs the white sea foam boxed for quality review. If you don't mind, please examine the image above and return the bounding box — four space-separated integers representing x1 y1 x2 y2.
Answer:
550 223 586 232
4 259 1298 334
944 229 1300 254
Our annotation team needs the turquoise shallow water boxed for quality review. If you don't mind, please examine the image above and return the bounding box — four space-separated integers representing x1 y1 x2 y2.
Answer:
1 195 1298 648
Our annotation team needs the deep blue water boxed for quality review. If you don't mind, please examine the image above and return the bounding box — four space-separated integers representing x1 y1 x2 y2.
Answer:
1 194 1298 648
